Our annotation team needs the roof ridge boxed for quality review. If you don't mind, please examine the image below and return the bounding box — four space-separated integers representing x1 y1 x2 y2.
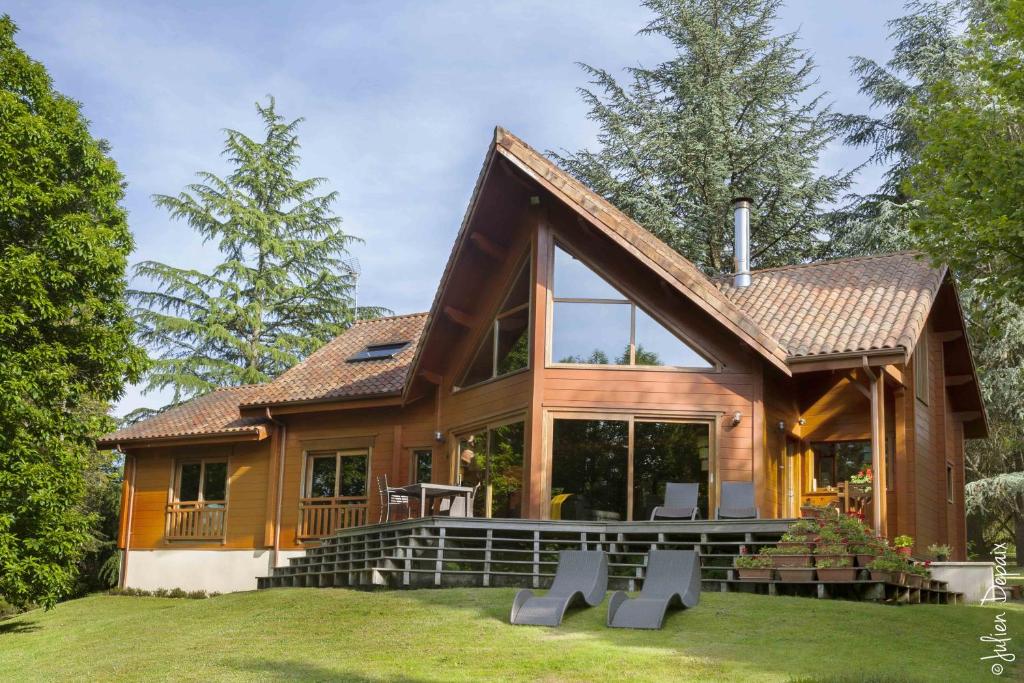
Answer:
211 383 267 392
743 250 927 276
352 312 430 325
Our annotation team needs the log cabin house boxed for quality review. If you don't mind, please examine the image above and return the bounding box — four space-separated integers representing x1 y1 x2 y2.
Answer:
99 128 987 593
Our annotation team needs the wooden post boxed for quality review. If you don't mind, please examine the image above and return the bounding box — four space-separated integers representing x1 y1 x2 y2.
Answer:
866 361 888 537
525 206 550 519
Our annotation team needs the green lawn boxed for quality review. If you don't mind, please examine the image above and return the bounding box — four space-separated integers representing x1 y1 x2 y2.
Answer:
0 588 1018 682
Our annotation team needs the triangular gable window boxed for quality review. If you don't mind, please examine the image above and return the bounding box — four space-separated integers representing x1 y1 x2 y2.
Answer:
551 245 713 369
458 258 531 388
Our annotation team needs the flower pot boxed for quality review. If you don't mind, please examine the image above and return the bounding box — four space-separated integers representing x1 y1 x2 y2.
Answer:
855 554 877 568
817 567 858 582
892 571 907 586
905 574 923 588
800 506 819 519
896 546 912 558
770 554 812 568
869 570 892 583
737 568 773 581
814 554 854 567
776 567 816 582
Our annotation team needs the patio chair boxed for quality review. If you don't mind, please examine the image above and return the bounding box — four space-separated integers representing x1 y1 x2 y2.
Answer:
376 474 409 523
715 481 759 519
606 549 701 630
439 483 479 518
649 482 700 520
510 550 608 627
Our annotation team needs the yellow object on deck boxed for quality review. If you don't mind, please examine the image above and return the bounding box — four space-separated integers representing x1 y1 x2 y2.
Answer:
550 493 573 520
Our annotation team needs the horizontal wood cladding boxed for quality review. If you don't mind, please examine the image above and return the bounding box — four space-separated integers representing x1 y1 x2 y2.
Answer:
443 371 531 432
125 441 272 550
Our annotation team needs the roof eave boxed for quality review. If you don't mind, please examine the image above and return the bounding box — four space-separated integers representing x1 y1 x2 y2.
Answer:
98 424 269 450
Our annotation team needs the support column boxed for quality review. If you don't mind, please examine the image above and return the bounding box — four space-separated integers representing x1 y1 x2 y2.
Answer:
867 363 888 536
525 202 549 519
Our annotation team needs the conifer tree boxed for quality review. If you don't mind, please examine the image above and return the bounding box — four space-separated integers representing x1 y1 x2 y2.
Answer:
131 99 382 407
553 0 853 275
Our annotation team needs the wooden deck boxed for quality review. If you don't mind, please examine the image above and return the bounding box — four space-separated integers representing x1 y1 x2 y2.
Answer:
259 516 792 591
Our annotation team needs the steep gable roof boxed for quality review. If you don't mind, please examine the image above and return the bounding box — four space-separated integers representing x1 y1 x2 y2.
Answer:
242 313 428 407
97 385 268 447
716 252 944 361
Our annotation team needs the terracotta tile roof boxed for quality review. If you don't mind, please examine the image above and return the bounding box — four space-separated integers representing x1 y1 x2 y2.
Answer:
716 252 945 360
98 385 268 446
242 313 429 407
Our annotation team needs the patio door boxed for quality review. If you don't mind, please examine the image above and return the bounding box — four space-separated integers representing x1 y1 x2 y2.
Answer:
549 414 713 521
454 419 525 518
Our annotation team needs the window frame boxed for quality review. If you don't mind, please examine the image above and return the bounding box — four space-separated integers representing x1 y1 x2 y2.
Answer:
946 461 955 503
914 332 930 405
455 251 533 391
172 458 228 505
411 448 434 484
546 240 718 372
451 415 527 518
302 448 371 501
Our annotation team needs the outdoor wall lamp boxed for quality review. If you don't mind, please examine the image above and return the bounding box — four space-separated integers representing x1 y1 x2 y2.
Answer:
434 431 445 444
731 411 742 426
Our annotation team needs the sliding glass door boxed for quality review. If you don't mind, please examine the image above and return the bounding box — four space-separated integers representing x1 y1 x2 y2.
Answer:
550 415 712 521
455 420 525 518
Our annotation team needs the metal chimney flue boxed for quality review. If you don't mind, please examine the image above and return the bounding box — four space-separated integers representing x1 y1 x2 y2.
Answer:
732 197 753 288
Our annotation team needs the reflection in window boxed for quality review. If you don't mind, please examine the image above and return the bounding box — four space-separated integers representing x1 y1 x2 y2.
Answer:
811 441 872 489
457 422 525 518
175 460 227 503
551 419 629 521
413 449 433 484
458 259 531 388
551 245 712 368
305 451 369 499
632 422 710 520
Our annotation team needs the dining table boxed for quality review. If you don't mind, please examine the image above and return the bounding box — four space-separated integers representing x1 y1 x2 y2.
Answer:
394 482 474 518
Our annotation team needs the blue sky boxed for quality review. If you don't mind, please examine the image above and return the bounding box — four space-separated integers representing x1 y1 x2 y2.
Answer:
7 0 902 415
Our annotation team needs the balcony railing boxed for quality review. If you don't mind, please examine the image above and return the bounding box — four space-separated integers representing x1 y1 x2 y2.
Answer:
298 497 369 540
165 501 226 540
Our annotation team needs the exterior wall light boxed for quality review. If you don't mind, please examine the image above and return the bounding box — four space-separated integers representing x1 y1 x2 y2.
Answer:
731 411 742 426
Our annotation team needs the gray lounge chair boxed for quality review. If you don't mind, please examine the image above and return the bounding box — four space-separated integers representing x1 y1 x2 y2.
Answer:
510 550 608 626
650 482 700 520
716 481 759 519
607 549 701 630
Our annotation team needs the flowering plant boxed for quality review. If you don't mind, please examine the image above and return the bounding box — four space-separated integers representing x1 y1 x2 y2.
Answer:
893 534 914 548
849 467 872 485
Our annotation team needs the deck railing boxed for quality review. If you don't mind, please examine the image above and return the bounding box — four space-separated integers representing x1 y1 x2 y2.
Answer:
298 497 369 540
165 501 226 540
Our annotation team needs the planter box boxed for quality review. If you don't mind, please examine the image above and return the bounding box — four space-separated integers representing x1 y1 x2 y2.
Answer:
770 554 812 568
737 568 774 581
905 574 923 588
776 567 816 582
869 570 891 583
817 567 858 582
814 554 854 567
800 507 820 519
777 542 813 553
855 554 877 568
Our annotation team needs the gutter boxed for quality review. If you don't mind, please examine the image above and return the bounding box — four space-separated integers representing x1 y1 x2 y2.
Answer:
265 408 287 571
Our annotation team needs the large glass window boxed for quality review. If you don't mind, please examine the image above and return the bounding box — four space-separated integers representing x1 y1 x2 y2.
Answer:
412 449 433 484
551 418 711 521
458 260 531 388
551 245 712 368
304 450 369 499
174 460 227 503
810 441 871 489
456 421 525 518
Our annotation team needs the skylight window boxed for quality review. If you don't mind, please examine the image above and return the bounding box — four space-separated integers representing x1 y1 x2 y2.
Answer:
348 341 410 362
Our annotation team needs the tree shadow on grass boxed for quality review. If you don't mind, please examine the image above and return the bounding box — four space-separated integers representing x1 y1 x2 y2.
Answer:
0 620 40 635
229 658 433 682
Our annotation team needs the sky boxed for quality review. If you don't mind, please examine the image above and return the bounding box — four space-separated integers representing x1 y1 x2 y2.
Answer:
6 0 904 416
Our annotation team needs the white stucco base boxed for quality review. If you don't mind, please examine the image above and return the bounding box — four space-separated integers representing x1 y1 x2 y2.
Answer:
929 562 996 604
124 549 306 593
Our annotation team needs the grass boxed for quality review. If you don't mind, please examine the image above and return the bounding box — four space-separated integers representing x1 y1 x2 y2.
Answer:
0 588 1019 682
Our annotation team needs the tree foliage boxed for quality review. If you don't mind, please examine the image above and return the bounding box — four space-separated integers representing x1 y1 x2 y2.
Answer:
909 0 1024 303
131 99 383 406
0 16 144 607
552 0 853 275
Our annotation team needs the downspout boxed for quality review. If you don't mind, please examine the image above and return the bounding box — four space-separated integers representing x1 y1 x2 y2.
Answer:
265 408 287 570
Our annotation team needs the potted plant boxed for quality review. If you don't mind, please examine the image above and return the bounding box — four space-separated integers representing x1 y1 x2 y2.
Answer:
762 545 812 568
778 530 815 553
848 543 879 568
927 543 952 561
815 527 846 553
735 553 773 581
816 556 857 582
868 554 908 585
893 535 914 557
800 503 823 519
905 565 924 588
776 565 817 582
813 543 852 566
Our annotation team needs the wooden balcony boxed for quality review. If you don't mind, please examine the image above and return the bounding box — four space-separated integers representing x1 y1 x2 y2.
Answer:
298 497 369 541
165 501 226 541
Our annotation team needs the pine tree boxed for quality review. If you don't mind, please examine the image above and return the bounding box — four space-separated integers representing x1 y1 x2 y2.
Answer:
552 0 854 275
0 16 145 608
828 0 976 256
131 98 383 406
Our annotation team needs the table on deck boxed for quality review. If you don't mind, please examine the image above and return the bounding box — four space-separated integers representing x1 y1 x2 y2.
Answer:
394 483 474 518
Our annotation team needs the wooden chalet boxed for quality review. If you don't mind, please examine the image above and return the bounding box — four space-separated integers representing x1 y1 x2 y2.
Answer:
99 128 987 593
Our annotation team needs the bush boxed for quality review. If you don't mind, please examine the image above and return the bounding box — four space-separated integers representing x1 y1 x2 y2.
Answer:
107 587 215 599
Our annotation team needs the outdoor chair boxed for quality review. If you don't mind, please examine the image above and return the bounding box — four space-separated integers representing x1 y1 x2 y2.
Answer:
510 550 608 627
715 481 759 519
606 549 701 630
439 483 479 517
649 482 700 520
376 474 410 523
